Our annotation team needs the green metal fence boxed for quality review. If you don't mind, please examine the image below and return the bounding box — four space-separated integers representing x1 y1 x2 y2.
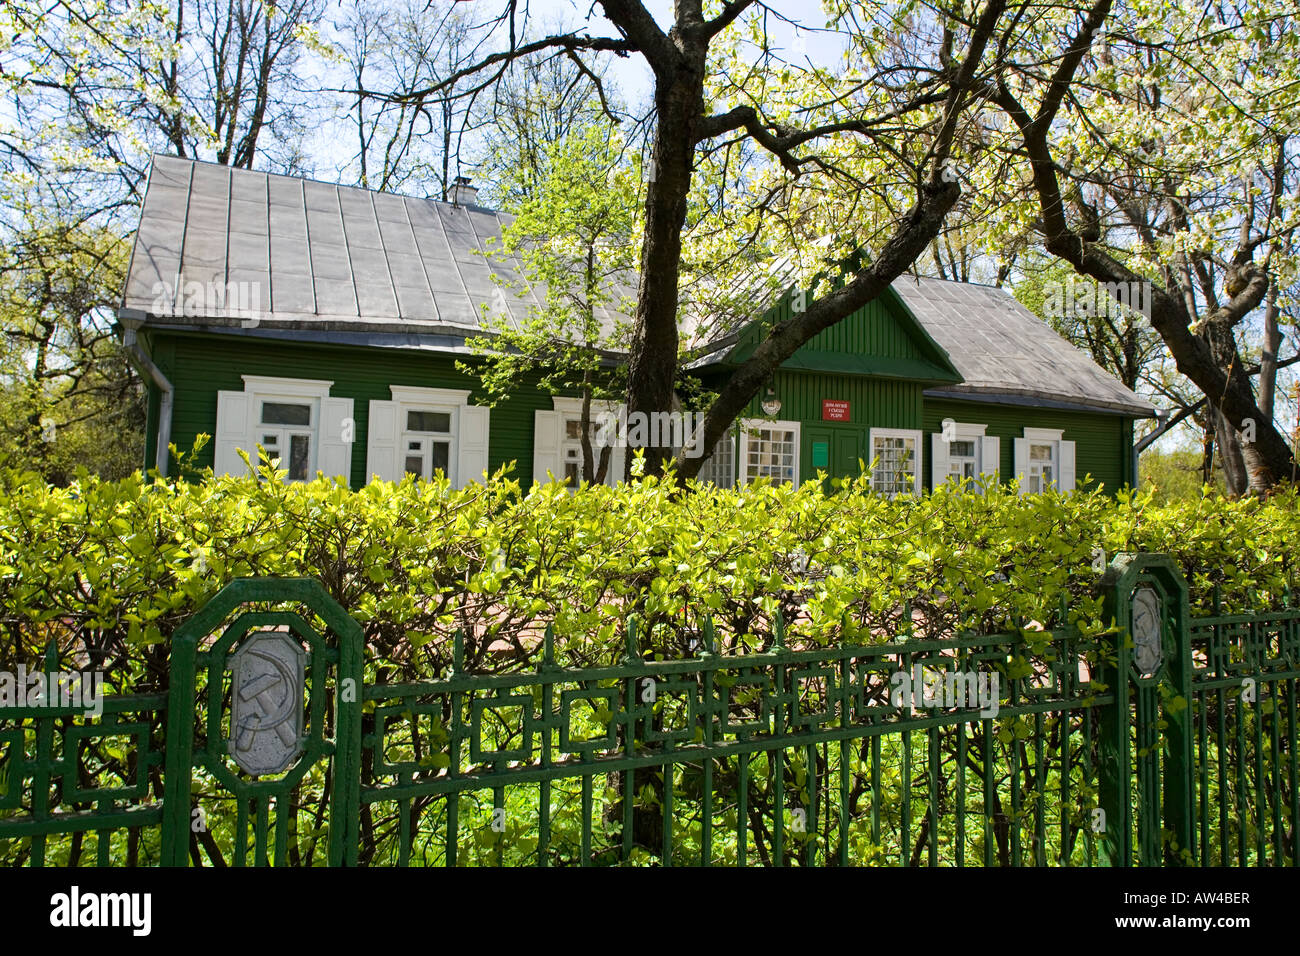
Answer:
1 553 1297 866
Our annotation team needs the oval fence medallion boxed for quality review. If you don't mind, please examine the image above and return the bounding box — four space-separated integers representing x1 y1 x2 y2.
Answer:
1131 585 1163 679
228 631 307 775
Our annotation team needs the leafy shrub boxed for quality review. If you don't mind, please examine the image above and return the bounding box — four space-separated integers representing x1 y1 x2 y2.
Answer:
0 461 1295 691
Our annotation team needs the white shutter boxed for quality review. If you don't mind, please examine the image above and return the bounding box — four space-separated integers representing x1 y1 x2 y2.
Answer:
980 436 1001 487
532 409 561 485
317 396 354 482
930 432 951 488
604 403 627 484
458 404 490 488
213 390 252 477
1058 440 1077 492
365 399 400 482
606 443 626 486
1013 438 1030 494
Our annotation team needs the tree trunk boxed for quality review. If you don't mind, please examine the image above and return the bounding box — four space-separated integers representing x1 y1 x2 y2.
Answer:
1259 282 1282 422
625 61 706 477
1213 408 1248 497
1200 413 1215 487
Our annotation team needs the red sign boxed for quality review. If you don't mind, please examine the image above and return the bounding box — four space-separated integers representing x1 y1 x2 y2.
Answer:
822 399 850 422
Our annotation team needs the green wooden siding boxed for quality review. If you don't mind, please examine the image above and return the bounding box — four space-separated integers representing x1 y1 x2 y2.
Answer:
143 330 549 487
921 397 1134 491
139 328 1136 494
697 376 1134 491
740 370 924 429
806 295 918 358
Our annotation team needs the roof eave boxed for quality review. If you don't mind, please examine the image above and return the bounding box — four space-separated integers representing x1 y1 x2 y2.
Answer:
923 385 1156 418
122 310 631 366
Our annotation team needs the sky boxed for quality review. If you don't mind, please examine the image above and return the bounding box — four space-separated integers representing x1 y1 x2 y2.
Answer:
480 0 849 111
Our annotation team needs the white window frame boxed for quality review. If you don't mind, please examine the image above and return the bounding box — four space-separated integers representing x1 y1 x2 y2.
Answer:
869 427 923 497
368 385 488 489
242 375 333 481
738 418 801 485
946 422 986 480
399 406 458 483
697 424 738 488
549 396 623 488
389 386 470 486
1021 426 1063 494
931 420 996 491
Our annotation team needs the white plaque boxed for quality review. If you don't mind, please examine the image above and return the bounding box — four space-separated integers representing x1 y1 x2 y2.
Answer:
228 631 306 775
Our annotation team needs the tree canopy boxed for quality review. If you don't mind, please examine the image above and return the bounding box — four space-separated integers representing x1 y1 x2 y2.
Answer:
1 0 1295 490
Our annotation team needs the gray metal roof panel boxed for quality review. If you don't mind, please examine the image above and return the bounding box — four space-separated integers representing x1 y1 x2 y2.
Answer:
122 155 1149 415
227 236 269 272
272 275 315 313
230 170 266 203
148 155 192 190
889 275 1154 416
270 237 311 275
141 184 189 221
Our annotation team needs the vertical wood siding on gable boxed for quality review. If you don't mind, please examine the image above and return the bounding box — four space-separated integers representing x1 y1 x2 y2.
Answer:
774 292 931 362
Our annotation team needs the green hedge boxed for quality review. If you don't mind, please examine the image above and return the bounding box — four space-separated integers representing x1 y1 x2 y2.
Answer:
0 461 1296 689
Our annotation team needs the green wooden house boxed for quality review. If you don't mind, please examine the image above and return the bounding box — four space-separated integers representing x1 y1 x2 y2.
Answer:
117 155 1154 493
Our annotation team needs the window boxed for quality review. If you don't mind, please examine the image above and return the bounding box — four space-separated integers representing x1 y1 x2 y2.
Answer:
740 419 800 484
534 397 622 488
561 414 595 484
258 398 315 480
1014 427 1076 494
697 427 736 488
948 440 978 480
401 407 455 481
930 421 996 491
214 376 352 483
869 428 922 496
1026 441 1055 492
367 386 490 489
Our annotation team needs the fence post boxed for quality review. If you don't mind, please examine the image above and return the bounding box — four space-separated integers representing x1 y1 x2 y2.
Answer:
1097 553 1194 866
161 577 363 866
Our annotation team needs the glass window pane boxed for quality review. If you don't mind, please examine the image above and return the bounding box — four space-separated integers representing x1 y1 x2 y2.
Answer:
1030 442 1054 461
699 431 735 488
951 440 975 457
744 426 797 482
565 418 583 440
407 410 451 433
431 441 449 475
288 434 310 480
262 402 311 426
873 435 916 494
404 456 424 477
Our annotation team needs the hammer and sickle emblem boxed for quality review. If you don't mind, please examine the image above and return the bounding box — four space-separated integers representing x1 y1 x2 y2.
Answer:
236 648 299 751
227 632 305 774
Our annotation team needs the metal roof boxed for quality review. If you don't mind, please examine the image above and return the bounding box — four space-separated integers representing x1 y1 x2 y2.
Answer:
889 275 1155 416
120 154 632 337
121 155 1153 417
